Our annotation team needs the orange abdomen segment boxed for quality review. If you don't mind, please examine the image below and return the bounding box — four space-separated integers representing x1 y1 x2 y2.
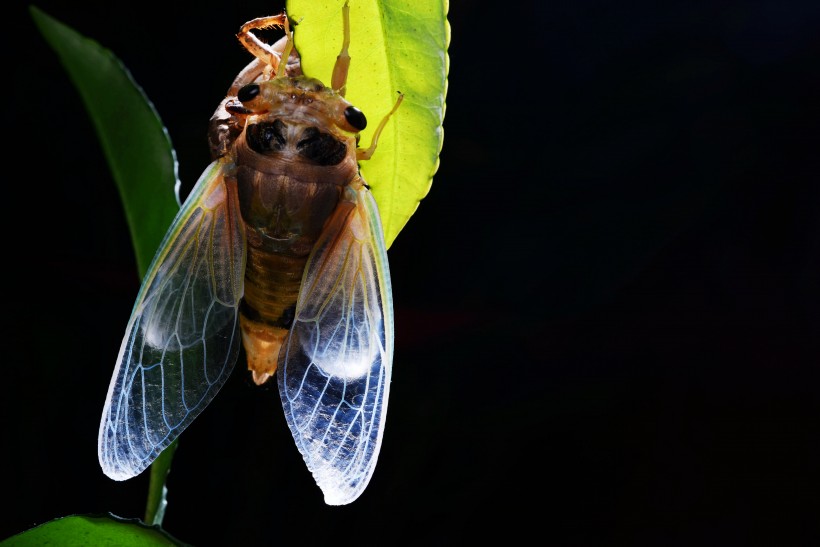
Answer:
239 247 307 385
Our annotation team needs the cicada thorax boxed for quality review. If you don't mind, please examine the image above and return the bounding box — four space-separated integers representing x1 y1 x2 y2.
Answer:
222 75 368 385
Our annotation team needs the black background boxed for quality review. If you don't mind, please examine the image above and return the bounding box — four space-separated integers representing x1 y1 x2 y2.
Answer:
5 0 819 545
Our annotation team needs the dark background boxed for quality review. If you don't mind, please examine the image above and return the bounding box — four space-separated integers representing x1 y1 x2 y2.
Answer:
5 0 819 545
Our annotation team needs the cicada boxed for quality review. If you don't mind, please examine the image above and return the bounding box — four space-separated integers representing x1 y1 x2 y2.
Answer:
98 3 402 506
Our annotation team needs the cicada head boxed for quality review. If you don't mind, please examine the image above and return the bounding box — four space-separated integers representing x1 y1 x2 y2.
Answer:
237 77 366 135
226 76 369 177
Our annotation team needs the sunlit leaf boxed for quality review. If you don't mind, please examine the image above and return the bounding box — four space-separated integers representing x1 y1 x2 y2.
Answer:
287 0 450 248
1 513 188 546
30 6 180 278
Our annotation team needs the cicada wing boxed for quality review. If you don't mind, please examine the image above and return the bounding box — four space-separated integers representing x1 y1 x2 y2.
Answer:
278 181 394 505
99 159 246 480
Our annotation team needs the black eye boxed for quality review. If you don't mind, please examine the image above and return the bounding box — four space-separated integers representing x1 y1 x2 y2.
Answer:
238 84 260 103
344 106 367 130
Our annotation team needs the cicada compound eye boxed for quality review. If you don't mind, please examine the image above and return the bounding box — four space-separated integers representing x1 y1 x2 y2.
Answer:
238 84 261 103
344 106 367 131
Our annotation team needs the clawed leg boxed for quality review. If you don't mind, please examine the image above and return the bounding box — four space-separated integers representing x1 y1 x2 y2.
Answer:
236 13 294 79
358 92 404 161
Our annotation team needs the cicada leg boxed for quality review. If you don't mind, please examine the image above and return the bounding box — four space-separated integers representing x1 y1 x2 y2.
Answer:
357 92 405 161
237 13 294 79
331 1 352 95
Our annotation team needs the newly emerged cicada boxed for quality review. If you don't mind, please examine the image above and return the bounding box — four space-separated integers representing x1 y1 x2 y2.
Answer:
98 3 402 505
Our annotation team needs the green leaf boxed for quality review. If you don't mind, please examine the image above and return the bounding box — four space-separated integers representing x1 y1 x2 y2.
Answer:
1 513 189 546
287 0 450 248
30 5 180 279
31 5 182 527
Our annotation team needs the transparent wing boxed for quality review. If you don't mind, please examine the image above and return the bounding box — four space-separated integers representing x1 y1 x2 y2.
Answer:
99 159 246 480
278 181 394 505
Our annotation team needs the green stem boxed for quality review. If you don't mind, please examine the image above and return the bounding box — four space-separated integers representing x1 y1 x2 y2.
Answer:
144 439 179 526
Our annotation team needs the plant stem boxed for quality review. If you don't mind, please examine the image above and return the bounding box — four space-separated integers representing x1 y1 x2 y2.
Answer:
144 439 179 526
